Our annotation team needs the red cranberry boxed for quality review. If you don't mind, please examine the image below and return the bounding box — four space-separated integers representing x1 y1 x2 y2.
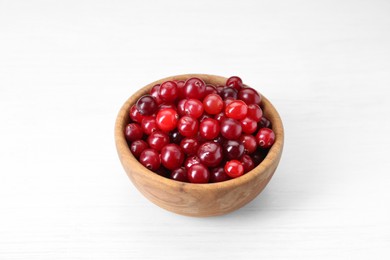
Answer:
184 77 206 100
241 154 254 173
220 118 242 140
258 116 271 129
247 104 263 122
159 81 178 102
203 94 223 115
238 87 261 105
199 113 212 122
150 84 163 105
176 80 186 99
210 167 230 183
223 140 244 160
141 116 158 135
130 140 148 158
197 141 223 167
224 160 244 178
204 84 217 95
125 123 143 142
170 167 188 182
156 108 179 132
177 116 199 137
184 156 201 170
200 118 220 140
226 76 243 91
136 95 158 115
240 117 257 134
225 100 248 120
224 97 235 108
129 105 144 123
256 128 275 148
220 87 237 100
158 103 176 110
147 131 169 151
180 137 199 155
177 99 187 117
139 148 160 171
184 99 204 118
187 164 210 183
239 134 257 154
160 144 185 170
214 112 226 123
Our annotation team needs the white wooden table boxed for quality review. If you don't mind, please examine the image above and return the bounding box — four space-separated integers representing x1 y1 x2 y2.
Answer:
1 0 389 259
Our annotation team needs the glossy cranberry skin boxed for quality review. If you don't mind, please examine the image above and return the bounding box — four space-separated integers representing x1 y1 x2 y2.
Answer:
239 134 257 154
130 140 148 158
204 84 217 95
220 87 237 100
159 103 176 110
226 76 243 91
176 80 186 99
220 118 242 140
256 128 275 148
200 118 220 140
210 167 230 183
241 154 254 173
224 160 244 178
240 117 257 134
184 99 204 119
197 141 223 167
147 131 169 151
203 94 223 115
139 148 160 171
125 123 143 142
180 137 199 155
150 84 163 105
247 104 263 122
223 140 245 160
129 105 144 123
156 108 179 132
177 99 187 117
170 167 188 182
187 164 210 183
160 144 185 170
225 100 248 120
169 129 182 144
136 95 158 115
214 112 226 123
238 87 261 105
159 81 178 102
184 77 206 100
177 116 199 137
184 156 201 170
258 116 271 129
141 116 158 135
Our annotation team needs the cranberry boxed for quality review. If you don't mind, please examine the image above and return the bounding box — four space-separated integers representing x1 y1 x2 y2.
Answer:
136 95 158 115
184 155 201 170
224 97 235 108
225 100 248 120
258 116 271 129
220 118 242 140
226 76 243 91
241 154 254 173
141 116 158 135
251 149 267 165
184 77 206 100
129 105 144 123
147 131 169 151
210 167 230 183
203 94 223 115
214 112 226 123
155 166 170 177
199 113 212 122
220 87 238 100
176 80 186 99
177 116 199 137
156 108 179 132
223 140 244 160
159 103 176 110
188 164 210 183
197 141 223 167
159 81 178 102
169 129 182 144
125 123 143 142
224 160 244 178
239 134 257 154
238 87 261 105
184 99 204 118
170 167 188 182
130 140 148 158
256 128 275 149
216 85 225 95
204 84 217 95
139 148 160 171
240 117 257 134
150 84 163 105
200 118 220 140
247 104 263 122
160 144 185 170
177 99 187 116
180 137 199 155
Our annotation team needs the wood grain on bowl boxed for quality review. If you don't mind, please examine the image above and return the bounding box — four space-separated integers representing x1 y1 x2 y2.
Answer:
115 74 284 217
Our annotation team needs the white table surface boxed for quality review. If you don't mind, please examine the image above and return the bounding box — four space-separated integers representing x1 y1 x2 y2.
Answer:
1 0 390 259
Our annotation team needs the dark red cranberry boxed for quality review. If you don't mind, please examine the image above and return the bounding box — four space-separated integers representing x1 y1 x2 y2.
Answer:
136 95 158 115
156 108 179 132
258 116 271 129
159 81 178 102
184 155 201 170
203 94 223 115
220 118 242 140
197 141 223 167
223 140 244 160
226 76 243 91
155 166 170 177
184 99 204 118
240 117 257 134
169 129 183 144
187 164 210 183
141 116 158 135
180 137 199 155
130 140 149 158
241 154 254 173
216 85 225 95
200 118 220 140
177 99 187 116
214 112 226 123
238 87 261 105
125 123 143 142
256 128 275 148
204 84 217 96
247 104 263 122
160 144 185 170
177 116 199 137
220 87 237 100
239 134 257 154
225 100 248 120
224 160 244 178
251 149 267 165
170 167 188 182
176 80 186 99
147 131 169 151
150 84 163 105
139 148 160 171
210 167 230 183
184 77 206 100
129 105 144 123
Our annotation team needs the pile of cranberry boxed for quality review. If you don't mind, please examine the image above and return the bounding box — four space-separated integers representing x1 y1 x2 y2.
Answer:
125 76 275 184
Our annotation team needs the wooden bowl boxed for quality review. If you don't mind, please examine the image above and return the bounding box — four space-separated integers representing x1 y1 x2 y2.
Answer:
115 74 284 217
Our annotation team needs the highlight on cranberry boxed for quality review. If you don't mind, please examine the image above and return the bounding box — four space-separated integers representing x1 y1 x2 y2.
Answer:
125 76 275 184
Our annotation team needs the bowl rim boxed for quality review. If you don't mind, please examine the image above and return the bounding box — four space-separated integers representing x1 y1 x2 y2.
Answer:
115 74 284 192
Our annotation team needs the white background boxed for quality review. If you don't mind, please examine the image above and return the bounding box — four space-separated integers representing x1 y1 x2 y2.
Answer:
1 0 390 259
